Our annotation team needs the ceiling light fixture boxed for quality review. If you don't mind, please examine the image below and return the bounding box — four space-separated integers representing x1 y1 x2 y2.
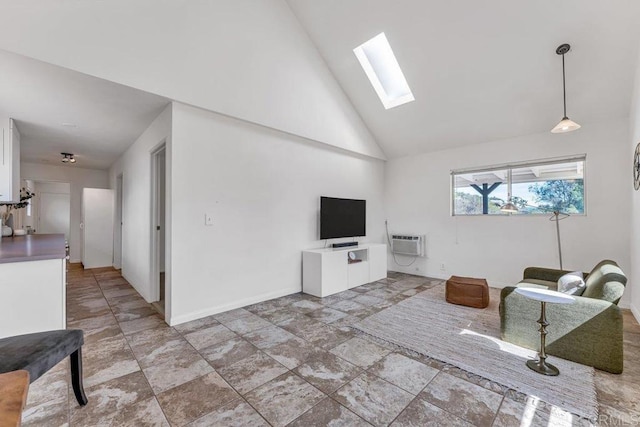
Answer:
61 152 76 164
551 44 581 134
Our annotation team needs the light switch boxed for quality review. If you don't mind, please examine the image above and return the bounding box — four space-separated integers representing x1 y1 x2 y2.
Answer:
205 213 214 226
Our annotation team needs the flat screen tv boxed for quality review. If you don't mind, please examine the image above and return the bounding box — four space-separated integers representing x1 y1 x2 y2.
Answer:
320 196 366 240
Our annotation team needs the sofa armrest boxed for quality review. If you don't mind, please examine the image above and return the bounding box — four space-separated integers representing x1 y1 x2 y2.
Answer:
500 287 623 373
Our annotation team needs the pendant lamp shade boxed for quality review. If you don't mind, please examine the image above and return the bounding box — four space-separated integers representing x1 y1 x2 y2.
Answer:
551 117 581 134
551 44 580 134
500 201 518 213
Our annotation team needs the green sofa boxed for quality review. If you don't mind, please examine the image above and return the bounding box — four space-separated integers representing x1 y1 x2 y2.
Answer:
499 260 626 373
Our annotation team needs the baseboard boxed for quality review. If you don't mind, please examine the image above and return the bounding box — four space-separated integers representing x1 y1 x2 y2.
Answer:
631 303 640 325
387 269 511 289
387 269 449 281
168 286 301 326
425 272 450 281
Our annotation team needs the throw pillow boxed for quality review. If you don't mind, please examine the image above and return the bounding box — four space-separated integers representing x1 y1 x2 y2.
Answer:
557 271 586 295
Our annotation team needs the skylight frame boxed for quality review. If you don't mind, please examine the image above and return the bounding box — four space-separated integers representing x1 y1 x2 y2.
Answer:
353 32 415 110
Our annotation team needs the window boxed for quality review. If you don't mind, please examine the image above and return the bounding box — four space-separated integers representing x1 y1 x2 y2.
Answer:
451 155 586 216
353 32 415 109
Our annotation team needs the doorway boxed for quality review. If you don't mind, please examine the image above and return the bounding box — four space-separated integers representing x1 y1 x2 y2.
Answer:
18 180 71 239
150 144 166 317
114 174 123 270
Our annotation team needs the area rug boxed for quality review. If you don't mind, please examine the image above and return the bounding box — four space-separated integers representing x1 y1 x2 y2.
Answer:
351 285 598 421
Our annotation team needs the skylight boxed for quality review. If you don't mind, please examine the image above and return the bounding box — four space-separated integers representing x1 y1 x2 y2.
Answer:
353 32 415 110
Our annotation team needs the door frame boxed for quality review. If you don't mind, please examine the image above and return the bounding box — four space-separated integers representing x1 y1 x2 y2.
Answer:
37 190 71 237
28 180 71 237
149 141 167 313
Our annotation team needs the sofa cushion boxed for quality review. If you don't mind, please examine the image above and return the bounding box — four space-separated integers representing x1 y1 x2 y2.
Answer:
582 260 627 304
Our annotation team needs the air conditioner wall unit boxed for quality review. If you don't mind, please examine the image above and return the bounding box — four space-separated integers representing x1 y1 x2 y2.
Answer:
391 234 425 257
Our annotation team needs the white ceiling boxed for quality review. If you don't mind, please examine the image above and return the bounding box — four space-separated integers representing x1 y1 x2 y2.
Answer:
287 0 640 158
0 50 169 170
2 2 639 165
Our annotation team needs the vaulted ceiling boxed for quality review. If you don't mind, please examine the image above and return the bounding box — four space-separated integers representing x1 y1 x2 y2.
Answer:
1 1 639 166
287 0 640 158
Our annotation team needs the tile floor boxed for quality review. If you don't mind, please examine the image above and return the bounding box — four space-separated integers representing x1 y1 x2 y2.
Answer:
21 265 640 426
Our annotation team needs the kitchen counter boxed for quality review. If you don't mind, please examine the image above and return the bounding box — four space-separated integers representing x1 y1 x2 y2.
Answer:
0 234 66 264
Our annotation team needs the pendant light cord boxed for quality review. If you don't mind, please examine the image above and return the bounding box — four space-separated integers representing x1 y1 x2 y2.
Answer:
562 53 567 118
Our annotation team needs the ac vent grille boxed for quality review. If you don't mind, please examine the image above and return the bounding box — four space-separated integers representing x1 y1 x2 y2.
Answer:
391 234 425 256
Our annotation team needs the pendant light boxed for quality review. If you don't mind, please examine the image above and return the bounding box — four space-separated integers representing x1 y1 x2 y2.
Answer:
551 44 580 133
500 169 519 213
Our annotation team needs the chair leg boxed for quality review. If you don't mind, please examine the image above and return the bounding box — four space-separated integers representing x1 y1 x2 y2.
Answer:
70 348 88 406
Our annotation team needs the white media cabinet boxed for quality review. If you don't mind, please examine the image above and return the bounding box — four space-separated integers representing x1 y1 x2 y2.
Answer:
302 243 387 297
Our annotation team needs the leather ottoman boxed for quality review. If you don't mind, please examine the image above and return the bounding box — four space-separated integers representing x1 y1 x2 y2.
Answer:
445 276 489 308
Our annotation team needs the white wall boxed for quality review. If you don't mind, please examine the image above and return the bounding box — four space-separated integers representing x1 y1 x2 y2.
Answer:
109 105 172 303
21 162 108 262
385 120 631 307
629 45 640 321
169 102 385 325
0 0 383 161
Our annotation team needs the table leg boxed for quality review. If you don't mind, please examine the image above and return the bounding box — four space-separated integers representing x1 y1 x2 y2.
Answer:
526 301 560 376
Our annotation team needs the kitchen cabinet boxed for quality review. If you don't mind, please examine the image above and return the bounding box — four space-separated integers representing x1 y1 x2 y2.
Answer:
0 118 21 202
0 234 66 338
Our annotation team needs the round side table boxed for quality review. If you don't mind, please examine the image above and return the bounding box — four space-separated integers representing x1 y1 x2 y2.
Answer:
515 287 576 376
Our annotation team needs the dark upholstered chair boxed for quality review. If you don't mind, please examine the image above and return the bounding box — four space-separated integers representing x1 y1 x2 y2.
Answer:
0 329 88 406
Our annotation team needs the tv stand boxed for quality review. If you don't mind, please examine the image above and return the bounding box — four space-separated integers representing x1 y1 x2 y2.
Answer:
302 243 386 297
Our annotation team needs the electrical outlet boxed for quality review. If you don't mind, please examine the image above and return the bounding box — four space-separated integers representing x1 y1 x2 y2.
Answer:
440 263 446 271
205 213 214 226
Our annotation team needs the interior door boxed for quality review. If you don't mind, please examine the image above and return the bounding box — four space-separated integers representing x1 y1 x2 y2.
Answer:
39 192 71 238
82 188 114 269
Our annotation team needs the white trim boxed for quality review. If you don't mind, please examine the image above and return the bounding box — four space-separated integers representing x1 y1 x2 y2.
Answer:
451 154 587 175
631 303 640 325
168 286 301 326
386 269 512 289
149 141 166 308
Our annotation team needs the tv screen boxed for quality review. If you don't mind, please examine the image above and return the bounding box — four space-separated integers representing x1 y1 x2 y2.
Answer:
320 197 366 240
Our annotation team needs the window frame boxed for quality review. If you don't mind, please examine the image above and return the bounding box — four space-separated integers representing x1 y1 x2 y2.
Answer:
450 154 587 217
